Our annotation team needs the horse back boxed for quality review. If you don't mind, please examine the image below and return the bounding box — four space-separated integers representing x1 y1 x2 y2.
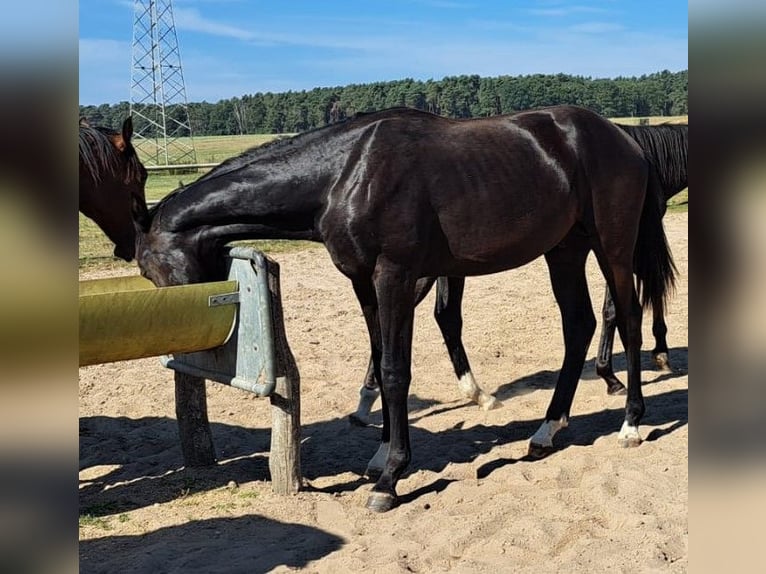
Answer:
324 106 645 276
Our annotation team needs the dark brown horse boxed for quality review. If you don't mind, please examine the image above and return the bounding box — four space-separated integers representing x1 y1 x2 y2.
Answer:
595 123 686 391
350 123 687 424
79 117 147 261
132 106 675 512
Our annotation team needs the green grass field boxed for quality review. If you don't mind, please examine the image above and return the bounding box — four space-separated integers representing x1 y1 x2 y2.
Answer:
80 117 688 270
136 134 289 166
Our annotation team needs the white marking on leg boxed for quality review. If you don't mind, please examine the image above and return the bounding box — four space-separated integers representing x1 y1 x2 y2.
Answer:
366 442 388 475
353 385 380 422
458 372 480 402
618 420 643 446
530 415 569 447
458 373 501 410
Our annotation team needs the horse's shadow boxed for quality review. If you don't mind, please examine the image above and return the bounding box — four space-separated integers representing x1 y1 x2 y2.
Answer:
80 359 687 515
493 346 688 402
79 515 344 574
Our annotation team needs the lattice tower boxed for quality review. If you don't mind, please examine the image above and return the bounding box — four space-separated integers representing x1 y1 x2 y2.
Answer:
130 0 196 165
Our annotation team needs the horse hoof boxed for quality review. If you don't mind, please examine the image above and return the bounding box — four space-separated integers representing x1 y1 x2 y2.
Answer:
527 442 555 459
607 382 627 396
349 413 372 427
480 395 501 411
366 491 398 513
365 466 383 481
653 353 672 372
618 436 643 448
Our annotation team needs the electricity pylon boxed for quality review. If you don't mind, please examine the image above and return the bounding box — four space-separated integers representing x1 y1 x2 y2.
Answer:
130 0 197 166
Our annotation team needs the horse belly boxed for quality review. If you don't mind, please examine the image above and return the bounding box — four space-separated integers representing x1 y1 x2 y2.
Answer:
431 202 577 276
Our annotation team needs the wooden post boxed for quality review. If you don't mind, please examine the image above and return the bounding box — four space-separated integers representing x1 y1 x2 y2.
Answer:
175 371 216 466
266 259 302 494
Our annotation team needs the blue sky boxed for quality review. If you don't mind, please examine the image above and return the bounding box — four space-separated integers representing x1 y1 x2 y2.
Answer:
79 0 688 105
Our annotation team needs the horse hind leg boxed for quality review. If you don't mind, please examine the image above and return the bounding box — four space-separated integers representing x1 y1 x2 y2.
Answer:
598 259 645 448
651 304 672 371
529 241 596 458
349 359 381 427
597 277 673 387
435 277 500 410
351 273 503 430
595 286 628 395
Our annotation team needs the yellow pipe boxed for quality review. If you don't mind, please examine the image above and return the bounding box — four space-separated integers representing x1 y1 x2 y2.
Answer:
79 275 155 296
79 277 238 366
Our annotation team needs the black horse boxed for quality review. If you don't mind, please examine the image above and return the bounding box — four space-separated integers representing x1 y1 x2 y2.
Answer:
349 122 687 424
132 106 675 512
596 123 687 391
79 117 148 261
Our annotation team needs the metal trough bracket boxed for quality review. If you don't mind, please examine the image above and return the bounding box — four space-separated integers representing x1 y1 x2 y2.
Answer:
162 247 277 397
209 291 240 307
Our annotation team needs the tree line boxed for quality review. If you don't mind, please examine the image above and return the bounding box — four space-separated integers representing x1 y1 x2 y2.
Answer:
80 70 687 137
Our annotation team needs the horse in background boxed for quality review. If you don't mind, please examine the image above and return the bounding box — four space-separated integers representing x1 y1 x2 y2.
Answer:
595 123 687 392
79 117 148 261
131 105 675 512
350 122 686 424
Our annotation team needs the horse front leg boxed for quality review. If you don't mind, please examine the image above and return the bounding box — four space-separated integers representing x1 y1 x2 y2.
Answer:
366 259 417 513
350 276 436 427
350 278 389 478
435 276 500 410
595 287 628 395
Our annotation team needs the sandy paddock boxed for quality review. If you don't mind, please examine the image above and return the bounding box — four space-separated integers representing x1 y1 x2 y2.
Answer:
79 212 687 573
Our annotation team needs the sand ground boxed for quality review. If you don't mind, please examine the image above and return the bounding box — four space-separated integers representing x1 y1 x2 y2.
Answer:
79 212 687 573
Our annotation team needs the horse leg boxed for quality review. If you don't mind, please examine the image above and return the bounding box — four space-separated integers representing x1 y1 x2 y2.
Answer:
595 287 627 395
350 276 436 427
596 257 645 448
529 241 595 458
434 277 499 410
651 304 672 371
348 359 381 427
350 278 389 479
366 259 417 513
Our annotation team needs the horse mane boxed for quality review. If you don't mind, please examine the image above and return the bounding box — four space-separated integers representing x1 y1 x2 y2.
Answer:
79 125 121 184
79 123 144 185
146 107 445 225
617 123 688 199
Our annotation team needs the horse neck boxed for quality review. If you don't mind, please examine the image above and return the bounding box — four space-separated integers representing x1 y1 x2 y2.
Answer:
154 117 392 244
159 142 345 243
660 150 688 201
623 125 688 201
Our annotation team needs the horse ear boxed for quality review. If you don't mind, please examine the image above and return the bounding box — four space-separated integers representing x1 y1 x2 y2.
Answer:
122 117 134 144
131 194 150 233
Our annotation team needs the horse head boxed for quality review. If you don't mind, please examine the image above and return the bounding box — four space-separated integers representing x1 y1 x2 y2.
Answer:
79 117 148 261
131 193 226 287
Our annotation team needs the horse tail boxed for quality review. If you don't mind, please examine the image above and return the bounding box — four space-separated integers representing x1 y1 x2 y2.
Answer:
634 164 677 312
